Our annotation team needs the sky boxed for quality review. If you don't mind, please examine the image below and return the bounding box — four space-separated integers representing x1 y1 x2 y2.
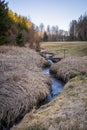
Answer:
5 0 87 31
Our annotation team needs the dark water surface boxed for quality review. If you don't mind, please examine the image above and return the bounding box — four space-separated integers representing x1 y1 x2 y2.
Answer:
43 54 63 103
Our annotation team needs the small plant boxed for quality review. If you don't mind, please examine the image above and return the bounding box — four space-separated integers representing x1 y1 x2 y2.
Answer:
0 36 9 45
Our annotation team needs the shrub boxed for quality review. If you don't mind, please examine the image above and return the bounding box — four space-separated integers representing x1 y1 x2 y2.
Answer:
0 0 12 45
16 32 25 46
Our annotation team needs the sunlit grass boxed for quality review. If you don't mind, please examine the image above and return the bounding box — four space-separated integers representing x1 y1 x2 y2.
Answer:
41 41 87 57
50 56 87 82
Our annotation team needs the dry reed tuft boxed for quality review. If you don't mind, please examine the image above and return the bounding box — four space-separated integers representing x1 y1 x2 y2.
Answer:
0 46 51 129
50 56 87 82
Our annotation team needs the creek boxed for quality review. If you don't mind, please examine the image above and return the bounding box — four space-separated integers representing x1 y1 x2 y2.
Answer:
43 53 64 103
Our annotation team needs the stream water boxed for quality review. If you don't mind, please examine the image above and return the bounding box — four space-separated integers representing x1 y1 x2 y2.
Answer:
43 54 63 103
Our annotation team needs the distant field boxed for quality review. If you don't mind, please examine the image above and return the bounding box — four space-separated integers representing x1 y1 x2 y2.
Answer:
41 41 87 57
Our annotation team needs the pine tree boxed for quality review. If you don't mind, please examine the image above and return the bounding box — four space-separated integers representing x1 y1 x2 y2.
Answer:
43 31 48 41
0 0 12 45
16 32 25 47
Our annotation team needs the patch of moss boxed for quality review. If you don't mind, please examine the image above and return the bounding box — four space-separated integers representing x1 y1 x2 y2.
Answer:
80 47 87 55
70 74 87 83
68 85 74 89
55 117 61 124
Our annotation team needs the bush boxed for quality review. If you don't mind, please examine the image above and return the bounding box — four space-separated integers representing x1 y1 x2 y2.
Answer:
16 32 25 46
0 35 10 45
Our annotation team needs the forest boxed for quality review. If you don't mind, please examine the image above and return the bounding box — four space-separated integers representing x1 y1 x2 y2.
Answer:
0 0 40 50
0 0 87 49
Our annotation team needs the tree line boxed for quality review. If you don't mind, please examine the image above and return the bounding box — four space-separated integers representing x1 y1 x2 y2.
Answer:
0 0 87 48
69 13 87 41
35 23 68 42
36 12 87 42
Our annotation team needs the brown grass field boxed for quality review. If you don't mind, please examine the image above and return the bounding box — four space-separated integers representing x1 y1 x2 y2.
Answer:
41 41 87 57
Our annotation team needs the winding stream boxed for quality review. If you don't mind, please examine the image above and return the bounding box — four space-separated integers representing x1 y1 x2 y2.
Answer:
43 53 63 103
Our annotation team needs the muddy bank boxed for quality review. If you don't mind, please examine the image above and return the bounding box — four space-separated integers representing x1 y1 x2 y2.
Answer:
0 46 51 130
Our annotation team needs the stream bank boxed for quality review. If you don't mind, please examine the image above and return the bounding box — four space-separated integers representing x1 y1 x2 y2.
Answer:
11 54 87 130
0 46 51 130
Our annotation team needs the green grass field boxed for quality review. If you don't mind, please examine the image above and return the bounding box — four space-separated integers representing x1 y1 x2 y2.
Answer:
41 41 87 57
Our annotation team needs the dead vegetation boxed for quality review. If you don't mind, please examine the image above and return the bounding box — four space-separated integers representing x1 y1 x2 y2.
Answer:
41 41 87 57
0 46 51 129
50 56 87 82
1 46 87 130
11 55 87 130
11 75 87 130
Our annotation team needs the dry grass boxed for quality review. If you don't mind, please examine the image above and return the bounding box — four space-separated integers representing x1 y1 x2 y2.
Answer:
1 44 87 130
0 46 51 129
41 41 87 57
11 75 87 130
50 56 87 82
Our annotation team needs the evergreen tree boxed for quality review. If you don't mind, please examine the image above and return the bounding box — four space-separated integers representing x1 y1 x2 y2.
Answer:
0 0 12 45
43 31 48 41
16 32 25 47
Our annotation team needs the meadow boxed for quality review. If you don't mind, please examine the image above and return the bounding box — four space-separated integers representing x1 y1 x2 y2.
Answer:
41 41 87 57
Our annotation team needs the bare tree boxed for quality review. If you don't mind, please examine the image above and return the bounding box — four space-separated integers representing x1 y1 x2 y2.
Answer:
55 25 59 41
69 20 77 40
39 23 44 32
47 25 51 41
47 25 50 34
39 23 44 41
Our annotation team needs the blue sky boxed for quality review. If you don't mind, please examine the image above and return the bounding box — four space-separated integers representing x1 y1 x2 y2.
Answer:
6 0 87 31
